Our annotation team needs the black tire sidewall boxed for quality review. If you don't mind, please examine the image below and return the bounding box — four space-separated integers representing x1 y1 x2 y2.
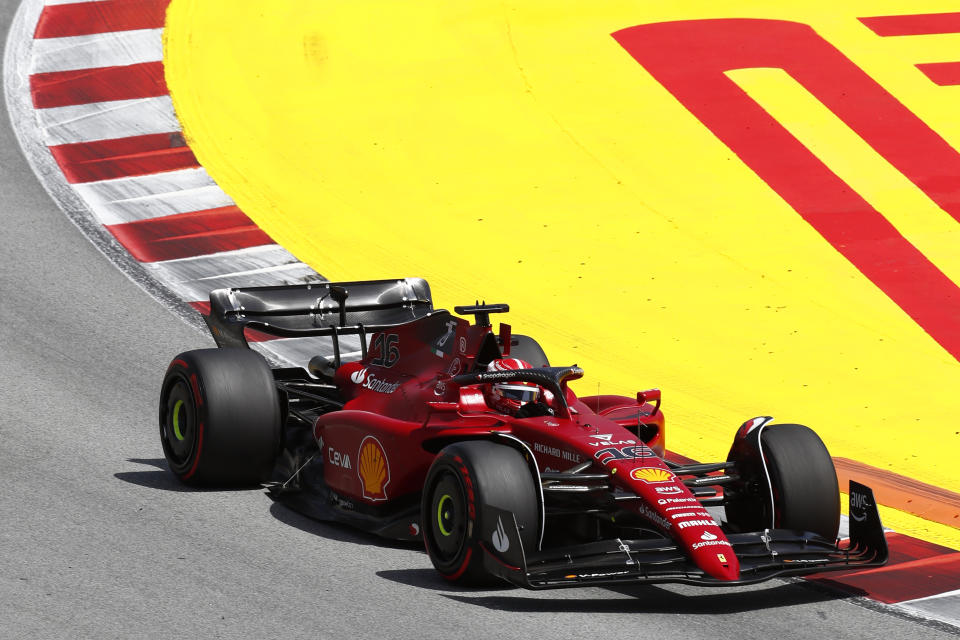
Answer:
422 441 539 585
159 349 281 486
761 424 840 540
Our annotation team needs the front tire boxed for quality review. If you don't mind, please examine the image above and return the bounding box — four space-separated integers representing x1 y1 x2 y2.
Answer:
159 348 281 486
727 423 840 540
421 441 539 585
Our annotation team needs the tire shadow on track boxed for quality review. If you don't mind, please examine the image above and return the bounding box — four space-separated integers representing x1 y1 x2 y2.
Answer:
114 458 262 493
438 581 847 614
377 568 515 594
267 501 424 550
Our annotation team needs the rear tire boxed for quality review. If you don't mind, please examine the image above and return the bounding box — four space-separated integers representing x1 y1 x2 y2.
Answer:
422 441 539 585
727 424 839 539
159 348 281 486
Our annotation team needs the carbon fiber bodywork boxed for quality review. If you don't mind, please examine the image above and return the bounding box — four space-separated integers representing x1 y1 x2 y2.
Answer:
481 481 888 588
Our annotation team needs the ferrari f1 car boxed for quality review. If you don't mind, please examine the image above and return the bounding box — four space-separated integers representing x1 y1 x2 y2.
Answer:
158 277 888 587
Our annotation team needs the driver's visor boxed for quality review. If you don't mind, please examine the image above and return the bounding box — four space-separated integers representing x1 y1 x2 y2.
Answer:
498 384 539 404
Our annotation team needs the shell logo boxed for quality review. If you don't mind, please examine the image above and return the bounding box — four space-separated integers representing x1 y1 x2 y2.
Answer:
357 435 390 501
631 467 673 483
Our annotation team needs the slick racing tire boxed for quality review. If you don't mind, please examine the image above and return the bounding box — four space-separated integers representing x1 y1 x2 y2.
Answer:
159 348 281 486
422 441 540 586
727 424 840 540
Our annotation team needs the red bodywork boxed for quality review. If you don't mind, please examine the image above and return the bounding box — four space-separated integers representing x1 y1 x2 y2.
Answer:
312 310 739 581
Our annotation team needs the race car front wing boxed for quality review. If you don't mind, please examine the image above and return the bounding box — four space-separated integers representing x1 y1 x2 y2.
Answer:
481 480 888 588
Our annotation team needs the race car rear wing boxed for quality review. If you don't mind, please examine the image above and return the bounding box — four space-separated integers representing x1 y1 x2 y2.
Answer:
481 480 888 589
204 278 434 363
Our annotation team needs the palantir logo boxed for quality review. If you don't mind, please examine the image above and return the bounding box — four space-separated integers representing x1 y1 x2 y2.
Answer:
491 516 510 553
350 368 367 385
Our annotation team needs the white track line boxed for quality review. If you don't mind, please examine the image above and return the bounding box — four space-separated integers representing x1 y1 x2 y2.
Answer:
74 167 236 225
31 29 162 73
142 245 325 301
43 0 109 5
37 95 179 144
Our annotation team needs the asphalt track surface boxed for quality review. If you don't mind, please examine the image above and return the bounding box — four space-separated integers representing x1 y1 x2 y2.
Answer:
0 4 957 640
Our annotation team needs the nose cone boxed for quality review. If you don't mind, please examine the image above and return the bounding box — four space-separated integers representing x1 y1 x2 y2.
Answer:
680 523 740 580
697 544 740 580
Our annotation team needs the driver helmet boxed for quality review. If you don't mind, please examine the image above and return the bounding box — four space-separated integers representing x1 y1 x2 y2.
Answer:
484 358 539 414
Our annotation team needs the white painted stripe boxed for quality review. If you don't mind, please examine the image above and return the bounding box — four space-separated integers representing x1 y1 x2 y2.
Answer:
43 0 110 5
897 596 960 631
31 28 162 74
37 94 178 145
900 588 960 605
838 514 849 540
73 167 235 225
142 245 325 301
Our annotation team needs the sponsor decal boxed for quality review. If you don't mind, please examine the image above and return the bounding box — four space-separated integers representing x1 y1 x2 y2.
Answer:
409 522 420 537
357 436 391 501
533 442 581 463
545 420 560 427
783 558 825 564
433 380 446 396
692 539 733 550
587 434 636 447
677 519 717 529
630 467 673 483
328 446 352 469
570 571 631 579
636 503 671 530
491 516 510 553
654 485 683 495
850 490 872 523
717 554 727 563
658 497 698 505
351 368 401 394
331 493 356 511
479 370 524 382
431 320 458 358
670 511 711 519
700 530 718 541
446 357 463 376
593 444 656 465
459 337 467 354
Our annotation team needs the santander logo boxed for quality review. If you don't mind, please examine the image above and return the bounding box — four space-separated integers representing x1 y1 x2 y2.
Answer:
349 367 400 394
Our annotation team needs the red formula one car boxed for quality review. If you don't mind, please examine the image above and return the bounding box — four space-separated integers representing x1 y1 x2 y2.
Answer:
158 278 887 587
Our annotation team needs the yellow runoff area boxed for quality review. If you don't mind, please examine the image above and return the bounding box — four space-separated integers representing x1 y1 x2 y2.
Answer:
842 494 960 552
164 0 960 548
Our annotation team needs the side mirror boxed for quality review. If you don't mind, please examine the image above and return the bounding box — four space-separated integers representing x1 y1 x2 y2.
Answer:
637 388 661 415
